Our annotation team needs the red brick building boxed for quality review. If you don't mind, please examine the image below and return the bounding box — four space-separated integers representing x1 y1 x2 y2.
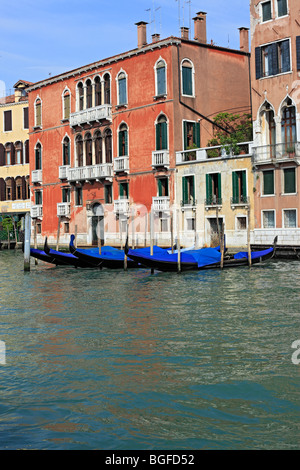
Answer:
27 13 251 247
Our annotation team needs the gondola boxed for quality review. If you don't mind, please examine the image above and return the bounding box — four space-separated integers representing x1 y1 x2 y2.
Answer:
44 237 94 268
29 247 67 266
69 234 141 269
125 237 277 273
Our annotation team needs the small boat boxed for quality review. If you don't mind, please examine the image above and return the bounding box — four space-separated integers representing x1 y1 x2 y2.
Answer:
125 238 277 272
69 234 140 269
29 247 67 266
44 237 94 268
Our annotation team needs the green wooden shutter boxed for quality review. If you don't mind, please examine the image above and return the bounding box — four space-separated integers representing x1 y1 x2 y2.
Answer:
242 170 247 199
119 183 124 198
156 124 160 151
284 168 296 193
124 130 128 156
191 176 195 201
232 172 238 203
158 179 163 197
206 174 212 203
195 122 200 148
263 170 274 195
183 121 188 150
217 173 222 201
161 122 167 150
182 177 188 204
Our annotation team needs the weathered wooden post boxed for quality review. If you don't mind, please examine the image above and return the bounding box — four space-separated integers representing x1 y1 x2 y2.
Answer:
33 219 38 264
124 217 129 271
74 225 78 248
247 206 252 267
150 208 154 274
220 222 225 269
24 212 31 271
170 211 174 253
131 207 135 250
98 216 101 254
56 216 61 251
177 209 181 273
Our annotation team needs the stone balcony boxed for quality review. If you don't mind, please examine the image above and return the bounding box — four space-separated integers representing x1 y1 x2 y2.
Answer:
152 150 170 169
176 142 252 165
67 164 113 183
152 196 170 212
31 204 43 219
59 165 70 180
31 170 42 184
113 156 129 174
113 198 130 215
70 104 112 127
57 202 70 217
252 142 300 166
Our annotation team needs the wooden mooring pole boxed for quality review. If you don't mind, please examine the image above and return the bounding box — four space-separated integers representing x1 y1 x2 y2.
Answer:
220 222 225 269
56 217 61 252
247 207 252 267
24 213 31 272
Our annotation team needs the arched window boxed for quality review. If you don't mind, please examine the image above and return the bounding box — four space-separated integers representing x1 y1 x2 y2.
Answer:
75 135 83 167
78 82 84 111
35 98 42 127
15 141 23 165
118 123 128 157
85 132 93 166
156 60 166 96
15 176 23 200
63 89 71 120
86 79 93 109
281 99 297 147
117 71 127 106
259 101 276 156
62 136 70 166
5 177 14 201
0 178 6 201
24 140 29 164
156 115 168 151
181 59 194 96
105 128 112 163
104 73 111 105
95 76 101 107
94 131 103 164
35 142 42 170
5 143 13 165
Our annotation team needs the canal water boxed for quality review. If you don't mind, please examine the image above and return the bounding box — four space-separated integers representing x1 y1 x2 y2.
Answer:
0 250 299 450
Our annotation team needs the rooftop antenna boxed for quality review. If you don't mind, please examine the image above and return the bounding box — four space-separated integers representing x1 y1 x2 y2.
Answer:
155 6 162 36
145 7 153 35
175 0 181 36
186 0 192 39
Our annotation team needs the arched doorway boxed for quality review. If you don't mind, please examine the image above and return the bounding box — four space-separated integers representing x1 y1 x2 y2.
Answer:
91 203 104 246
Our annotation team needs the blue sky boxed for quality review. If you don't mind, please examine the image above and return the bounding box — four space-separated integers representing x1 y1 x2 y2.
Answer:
0 0 250 96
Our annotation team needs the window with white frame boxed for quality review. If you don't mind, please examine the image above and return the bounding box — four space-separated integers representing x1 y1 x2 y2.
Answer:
62 89 71 120
155 59 166 96
283 209 297 228
262 210 275 228
34 98 42 128
283 167 296 194
261 1 272 22
117 71 127 106
181 59 194 96
236 216 247 231
277 0 288 17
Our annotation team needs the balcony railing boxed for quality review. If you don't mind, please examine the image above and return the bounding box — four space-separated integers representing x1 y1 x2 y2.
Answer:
231 195 250 206
152 150 170 168
181 197 197 208
176 142 252 165
67 164 113 182
59 165 70 180
152 196 170 212
114 156 129 173
57 202 71 217
114 198 130 215
31 205 43 218
205 197 222 207
70 104 112 127
253 142 300 164
31 170 42 184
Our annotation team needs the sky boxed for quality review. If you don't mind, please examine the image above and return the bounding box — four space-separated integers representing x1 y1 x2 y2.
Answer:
0 0 250 96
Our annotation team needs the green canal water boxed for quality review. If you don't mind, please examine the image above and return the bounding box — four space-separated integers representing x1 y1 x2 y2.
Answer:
0 250 299 450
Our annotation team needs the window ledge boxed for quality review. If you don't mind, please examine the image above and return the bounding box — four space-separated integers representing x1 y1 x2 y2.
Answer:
115 104 128 110
259 70 292 80
61 118 69 123
33 125 42 131
153 94 167 101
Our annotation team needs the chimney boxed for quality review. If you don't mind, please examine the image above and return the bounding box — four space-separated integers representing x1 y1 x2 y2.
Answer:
193 11 207 43
135 21 148 48
181 26 189 40
152 33 160 43
239 27 249 53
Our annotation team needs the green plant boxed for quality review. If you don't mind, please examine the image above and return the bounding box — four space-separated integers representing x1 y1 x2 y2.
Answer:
207 112 253 154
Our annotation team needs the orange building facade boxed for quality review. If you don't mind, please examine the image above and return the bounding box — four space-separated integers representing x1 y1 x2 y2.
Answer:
27 13 251 247
251 0 300 246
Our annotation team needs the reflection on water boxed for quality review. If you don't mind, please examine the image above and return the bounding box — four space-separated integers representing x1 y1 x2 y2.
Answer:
0 251 299 449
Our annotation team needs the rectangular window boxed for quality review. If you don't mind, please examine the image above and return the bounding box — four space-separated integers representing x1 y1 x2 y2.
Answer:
283 209 297 228
262 210 275 228
206 173 222 205
182 175 195 206
158 178 169 197
237 216 247 231
119 182 129 199
263 170 274 195
232 170 247 204
75 187 82 206
105 184 112 204
182 66 193 96
186 218 195 231
23 107 29 129
16 150 21 165
277 0 287 17
283 167 296 194
262 1 272 22
35 191 42 205
64 222 70 234
118 78 127 105
183 121 200 150
256 39 290 78
62 187 70 203
4 110 12 132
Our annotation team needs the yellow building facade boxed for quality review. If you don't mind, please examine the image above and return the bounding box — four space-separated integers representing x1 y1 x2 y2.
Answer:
175 141 254 249
0 81 31 233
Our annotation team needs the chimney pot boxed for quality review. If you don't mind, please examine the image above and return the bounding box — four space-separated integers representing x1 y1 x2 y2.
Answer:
135 21 148 48
152 33 160 43
239 27 249 53
181 26 189 40
193 12 207 43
